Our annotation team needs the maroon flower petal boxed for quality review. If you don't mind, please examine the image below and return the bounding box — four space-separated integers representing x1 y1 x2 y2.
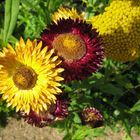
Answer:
54 99 69 119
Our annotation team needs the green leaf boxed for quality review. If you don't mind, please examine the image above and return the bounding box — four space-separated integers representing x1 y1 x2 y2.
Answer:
73 113 81 124
123 119 132 136
63 133 72 140
122 133 133 140
3 0 20 43
100 83 124 96
72 126 106 140
3 0 11 42
8 35 18 45
131 100 140 112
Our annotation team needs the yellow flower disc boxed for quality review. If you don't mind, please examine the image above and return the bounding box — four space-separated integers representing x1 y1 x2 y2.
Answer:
91 0 140 62
52 33 86 62
52 7 84 23
0 38 64 114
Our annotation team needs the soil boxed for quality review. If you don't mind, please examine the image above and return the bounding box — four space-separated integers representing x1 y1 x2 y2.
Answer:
0 118 63 140
0 118 139 140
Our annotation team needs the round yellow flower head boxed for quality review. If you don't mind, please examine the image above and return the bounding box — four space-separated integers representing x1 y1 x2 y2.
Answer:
52 7 84 23
0 38 64 114
91 0 140 62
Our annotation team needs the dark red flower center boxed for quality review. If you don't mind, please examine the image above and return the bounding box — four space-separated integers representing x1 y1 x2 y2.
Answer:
52 33 86 62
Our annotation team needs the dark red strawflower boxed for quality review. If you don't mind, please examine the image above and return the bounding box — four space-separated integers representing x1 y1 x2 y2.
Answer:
40 18 103 81
54 99 69 121
80 107 103 128
20 99 69 127
20 107 55 128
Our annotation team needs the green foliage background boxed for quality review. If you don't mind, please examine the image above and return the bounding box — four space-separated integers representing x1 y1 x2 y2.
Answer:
0 0 140 140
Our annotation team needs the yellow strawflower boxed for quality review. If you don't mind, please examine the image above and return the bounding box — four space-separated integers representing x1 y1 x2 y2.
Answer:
0 38 64 114
91 0 140 62
52 7 84 23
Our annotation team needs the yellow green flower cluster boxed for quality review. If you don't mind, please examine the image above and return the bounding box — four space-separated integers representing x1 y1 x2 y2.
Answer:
91 0 140 62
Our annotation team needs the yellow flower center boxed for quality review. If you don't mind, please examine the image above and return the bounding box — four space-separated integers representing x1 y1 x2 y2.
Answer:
52 33 86 62
13 66 37 90
84 112 97 122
